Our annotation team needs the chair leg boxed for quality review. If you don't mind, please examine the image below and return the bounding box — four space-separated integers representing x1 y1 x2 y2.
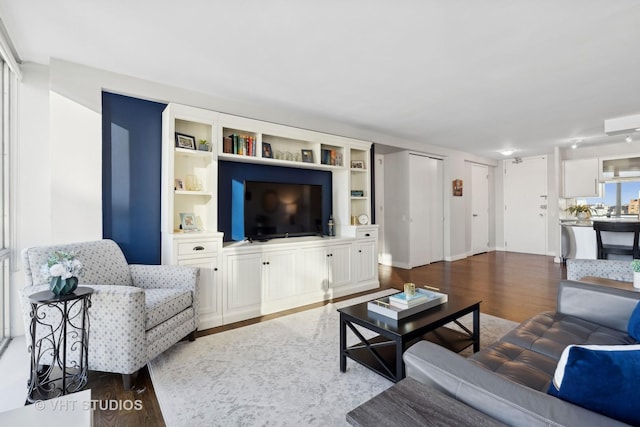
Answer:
188 330 196 342
122 371 139 390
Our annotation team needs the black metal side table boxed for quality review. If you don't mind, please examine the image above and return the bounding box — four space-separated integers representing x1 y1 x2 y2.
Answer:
26 286 93 403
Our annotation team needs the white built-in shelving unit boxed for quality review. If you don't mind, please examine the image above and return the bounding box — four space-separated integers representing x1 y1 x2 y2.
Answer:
161 103 378 328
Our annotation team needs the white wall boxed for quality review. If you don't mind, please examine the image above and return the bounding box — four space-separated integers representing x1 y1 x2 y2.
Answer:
12 63 50 336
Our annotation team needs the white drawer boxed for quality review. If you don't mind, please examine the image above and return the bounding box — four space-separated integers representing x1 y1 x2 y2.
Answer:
177 240 218 256
356 228 378 240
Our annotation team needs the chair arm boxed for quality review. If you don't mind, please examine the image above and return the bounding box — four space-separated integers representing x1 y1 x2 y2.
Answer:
557 280 640 332
129 264 199 291
404 341 626 427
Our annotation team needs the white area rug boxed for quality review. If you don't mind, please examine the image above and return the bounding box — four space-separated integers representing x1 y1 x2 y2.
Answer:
148 290 518 427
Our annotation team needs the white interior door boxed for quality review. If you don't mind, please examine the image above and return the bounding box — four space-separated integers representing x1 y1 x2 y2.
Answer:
504 156 547 255
471 164 489 255
409 154 444 267
409 154 430 267
429 158 444 262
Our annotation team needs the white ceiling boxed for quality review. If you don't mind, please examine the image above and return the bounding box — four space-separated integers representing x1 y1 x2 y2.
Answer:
1 0 640 159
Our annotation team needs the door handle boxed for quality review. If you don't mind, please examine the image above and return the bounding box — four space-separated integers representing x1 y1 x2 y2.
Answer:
193 246 205 251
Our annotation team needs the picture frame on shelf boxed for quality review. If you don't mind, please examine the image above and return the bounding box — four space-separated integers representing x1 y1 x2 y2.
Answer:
301 149 314 163
351 160 365 169
174 178 184 191
175 132 196 150
180 212 198 230
262 142 273 158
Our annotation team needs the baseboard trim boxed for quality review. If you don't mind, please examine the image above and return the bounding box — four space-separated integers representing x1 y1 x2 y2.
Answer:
445 253 468 262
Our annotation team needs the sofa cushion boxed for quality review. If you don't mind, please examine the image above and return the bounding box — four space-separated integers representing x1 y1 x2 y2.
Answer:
627 302 640 341
548 344 640 426
500 311 635 361
468 341 558 392
145 288 193 330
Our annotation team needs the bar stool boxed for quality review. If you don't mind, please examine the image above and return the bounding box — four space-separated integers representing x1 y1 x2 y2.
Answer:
593 221 640 259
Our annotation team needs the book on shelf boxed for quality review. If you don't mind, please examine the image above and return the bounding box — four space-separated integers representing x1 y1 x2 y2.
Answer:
367 289 448 320
321 149 339 166
224 134 257 156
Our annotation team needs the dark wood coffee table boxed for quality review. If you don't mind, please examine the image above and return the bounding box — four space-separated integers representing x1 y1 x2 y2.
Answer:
338 295 481 382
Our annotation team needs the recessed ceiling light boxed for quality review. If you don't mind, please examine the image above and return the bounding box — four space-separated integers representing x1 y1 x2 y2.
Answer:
636 128 640 132
571 143 578 149
499 149 515 156
626 136 633 143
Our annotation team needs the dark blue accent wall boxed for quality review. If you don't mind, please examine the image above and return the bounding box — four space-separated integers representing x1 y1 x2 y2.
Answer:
218 161 332 241
102 92 167 264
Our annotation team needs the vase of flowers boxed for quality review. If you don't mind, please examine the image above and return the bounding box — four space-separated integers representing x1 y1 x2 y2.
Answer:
41 250 83 296
565 205 594 225
631 259 640 289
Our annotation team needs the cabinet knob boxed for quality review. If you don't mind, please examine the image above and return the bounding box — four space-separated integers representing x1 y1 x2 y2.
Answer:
364 233 370 237
214 268 218 271
358 250 362 253
193 246 205 251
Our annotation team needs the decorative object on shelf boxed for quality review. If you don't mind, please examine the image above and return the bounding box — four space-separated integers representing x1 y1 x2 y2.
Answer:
566 205 593 224
351 190 364 197
185 174 202 191
351 215 357 225
41 250 83 296
358 214 369 225
198 139 210 151
404 282 416 297
631 259 640 289
175 132 196 150
351 160 365 169
301 149 314 163
175 178 184 191
180 212 199 231
452 179 463 196
262 142 273 158
328 214 335 237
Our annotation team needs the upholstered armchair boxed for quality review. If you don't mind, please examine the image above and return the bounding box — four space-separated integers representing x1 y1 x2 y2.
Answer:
19 239 199 389
566 258 633 282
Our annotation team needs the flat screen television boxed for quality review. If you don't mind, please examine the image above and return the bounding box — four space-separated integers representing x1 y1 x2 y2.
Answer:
244 180 323 240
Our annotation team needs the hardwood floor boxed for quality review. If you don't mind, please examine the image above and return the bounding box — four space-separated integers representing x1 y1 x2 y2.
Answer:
89 251 566 426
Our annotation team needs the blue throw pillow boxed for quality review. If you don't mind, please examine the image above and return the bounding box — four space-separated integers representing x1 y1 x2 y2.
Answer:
548 344 640 425
628 301 640 341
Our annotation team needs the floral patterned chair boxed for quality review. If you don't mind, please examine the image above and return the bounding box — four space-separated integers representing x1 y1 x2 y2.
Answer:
19 239 199 389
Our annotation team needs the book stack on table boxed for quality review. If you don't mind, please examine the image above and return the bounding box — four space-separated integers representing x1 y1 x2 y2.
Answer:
368 288 448 320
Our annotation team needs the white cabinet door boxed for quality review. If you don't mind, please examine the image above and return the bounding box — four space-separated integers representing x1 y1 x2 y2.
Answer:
299 246 329 293
179 255 222 329
355 241 377 283
563 158 599 197
328 244 353 288
263 249 297 303
223 252 263 320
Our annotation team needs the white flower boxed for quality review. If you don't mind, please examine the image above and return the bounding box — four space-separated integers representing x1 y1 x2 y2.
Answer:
42 250 83 281
49 264 66 277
